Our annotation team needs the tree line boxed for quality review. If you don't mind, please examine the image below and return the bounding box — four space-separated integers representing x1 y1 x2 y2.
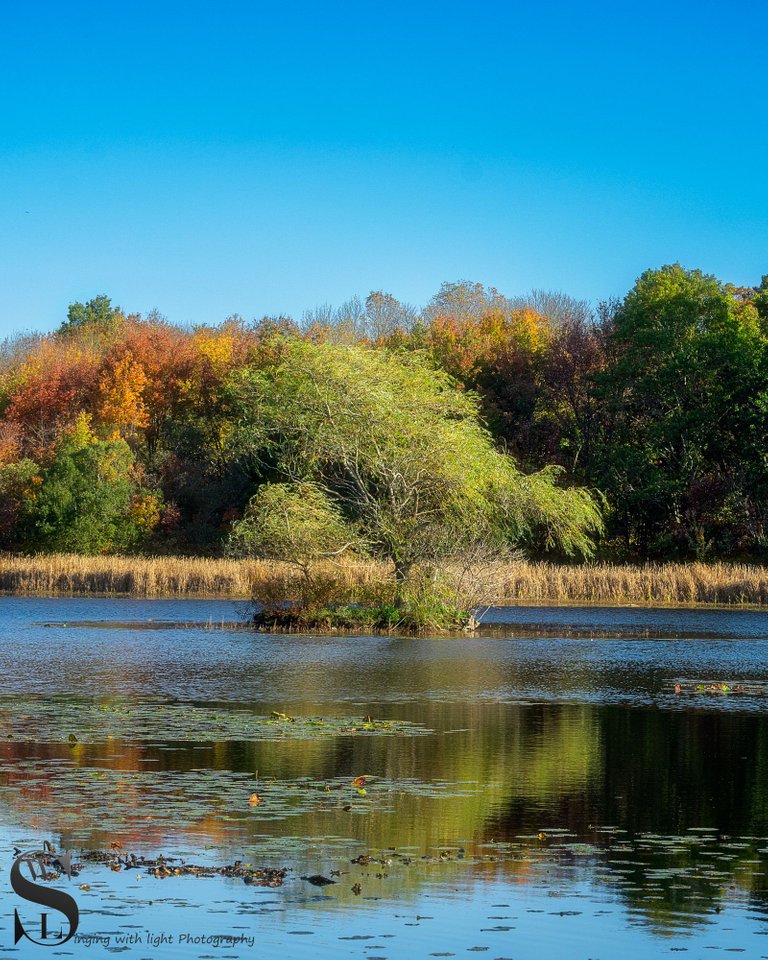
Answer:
1 264 767 562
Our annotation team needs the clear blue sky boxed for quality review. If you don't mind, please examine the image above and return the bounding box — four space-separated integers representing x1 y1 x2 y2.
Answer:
1 0 766 335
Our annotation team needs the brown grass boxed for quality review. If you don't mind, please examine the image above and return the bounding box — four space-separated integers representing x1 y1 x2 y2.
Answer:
0 553 385 599
3 554 768 607
495 560 768 607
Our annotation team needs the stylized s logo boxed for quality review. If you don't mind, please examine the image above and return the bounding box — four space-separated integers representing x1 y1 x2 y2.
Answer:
11 850 79 946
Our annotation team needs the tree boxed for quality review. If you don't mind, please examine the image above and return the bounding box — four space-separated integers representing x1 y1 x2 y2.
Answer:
228 481 364 578
536 308 607 474
754 276 768 326
59 295 124 336
593 265 768 556
422 280 506 324
22 414 157 553
226 338 602 603
98 352 149 434
365 291 417 339
3 340 102 455
0 457 39 546
507 289 591 328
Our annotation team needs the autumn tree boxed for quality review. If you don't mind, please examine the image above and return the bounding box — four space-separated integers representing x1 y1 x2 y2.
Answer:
2 340 101 454
98 352 149 434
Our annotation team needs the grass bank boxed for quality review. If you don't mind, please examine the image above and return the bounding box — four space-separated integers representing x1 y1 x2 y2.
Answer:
3 554 768 607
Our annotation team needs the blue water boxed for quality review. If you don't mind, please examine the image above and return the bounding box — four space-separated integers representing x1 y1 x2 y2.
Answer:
2 598 768 958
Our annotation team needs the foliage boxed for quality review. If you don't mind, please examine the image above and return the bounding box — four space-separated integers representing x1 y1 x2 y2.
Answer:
59 295 123 336
19 414 159 553
755 276 768 325
98 351 149 433
592 265 768 556
228 481 366 574
225 339 602 625
0 457 39 543
228 340 601 569
2 267 768 563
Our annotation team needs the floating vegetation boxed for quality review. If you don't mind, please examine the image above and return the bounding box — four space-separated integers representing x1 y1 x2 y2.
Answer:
78 848 287 886
670 679 768 696
15 827 768 931
0 697 431 745
0 758 481 835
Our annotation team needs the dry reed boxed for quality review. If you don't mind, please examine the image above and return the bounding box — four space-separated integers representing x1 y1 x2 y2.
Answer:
3 554 768 607
0 553 382 600
495 560 768 607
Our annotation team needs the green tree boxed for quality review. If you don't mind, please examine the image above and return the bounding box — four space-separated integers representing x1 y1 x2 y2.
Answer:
0 457 39 546
593 265 768 556
754 276 768 326
23 415 152 553
59 295 123 336
226 338 602 602
228 481 364 577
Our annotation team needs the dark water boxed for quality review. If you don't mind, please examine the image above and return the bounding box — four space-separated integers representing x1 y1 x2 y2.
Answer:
3 598 768 958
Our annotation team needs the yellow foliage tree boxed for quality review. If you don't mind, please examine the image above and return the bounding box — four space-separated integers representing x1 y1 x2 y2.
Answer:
98 353 149 434
193 329 235 371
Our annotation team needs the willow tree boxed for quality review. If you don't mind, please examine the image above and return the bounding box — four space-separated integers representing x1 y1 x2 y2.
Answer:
226 338 602 604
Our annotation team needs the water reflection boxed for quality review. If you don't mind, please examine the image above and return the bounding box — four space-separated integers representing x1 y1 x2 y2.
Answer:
3 597 768 950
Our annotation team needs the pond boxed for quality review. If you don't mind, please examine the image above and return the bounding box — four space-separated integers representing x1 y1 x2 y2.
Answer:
3 598 768 958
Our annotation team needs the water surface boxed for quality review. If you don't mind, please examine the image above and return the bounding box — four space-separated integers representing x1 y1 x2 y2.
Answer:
2 598 768 958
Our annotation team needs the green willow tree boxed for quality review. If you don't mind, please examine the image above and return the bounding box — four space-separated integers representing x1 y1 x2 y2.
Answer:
225 338 602 612
227 480 364 577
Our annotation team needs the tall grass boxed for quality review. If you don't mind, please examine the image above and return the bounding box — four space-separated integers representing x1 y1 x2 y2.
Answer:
2 554 768 606
497 560 768 606
0 554 383 600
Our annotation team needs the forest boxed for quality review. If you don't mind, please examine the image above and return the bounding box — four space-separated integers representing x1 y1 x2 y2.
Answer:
2 264 768 567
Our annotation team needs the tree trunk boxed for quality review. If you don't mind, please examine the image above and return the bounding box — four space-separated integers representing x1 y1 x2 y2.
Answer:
393 559 410 609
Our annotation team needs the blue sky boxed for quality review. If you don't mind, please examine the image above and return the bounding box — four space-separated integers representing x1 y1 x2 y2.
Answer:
1 0 766 335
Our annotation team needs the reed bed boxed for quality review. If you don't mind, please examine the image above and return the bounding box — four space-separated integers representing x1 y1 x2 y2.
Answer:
0 553 382 600
497 560 768 607
3 554 768 607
